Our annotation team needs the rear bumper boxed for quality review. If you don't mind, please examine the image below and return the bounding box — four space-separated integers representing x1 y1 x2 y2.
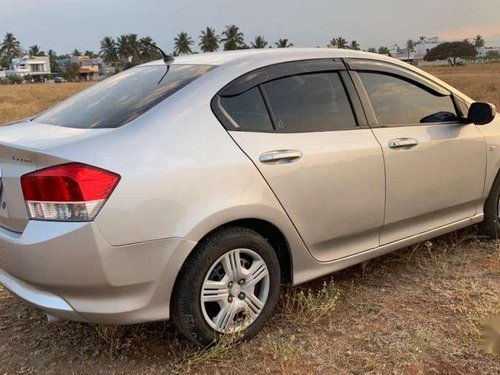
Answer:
0 221 197 324
0 267 85 322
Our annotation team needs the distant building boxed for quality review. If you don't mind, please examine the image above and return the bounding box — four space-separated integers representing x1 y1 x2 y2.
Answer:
5 56 51 81
477 46 500 59
390 37 443 66
57 56 113 80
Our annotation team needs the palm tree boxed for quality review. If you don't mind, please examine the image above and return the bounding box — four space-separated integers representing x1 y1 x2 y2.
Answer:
47 49 58 73
173 32 194 55
275 38 293 48
406 39 416 60
28 45 44 56
329 36 347 49
418 36 427 44
117 34 140 63
72 49 82 57
350 40 360 50
221 25 245 50
139 36 163 61
0 32 22 67
473 35 485 52
84 50 96 58
251 35 268 49
199 27 219 52
100 36 119 65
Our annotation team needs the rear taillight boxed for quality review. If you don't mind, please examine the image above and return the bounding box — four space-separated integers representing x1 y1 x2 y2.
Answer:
21 163 120 221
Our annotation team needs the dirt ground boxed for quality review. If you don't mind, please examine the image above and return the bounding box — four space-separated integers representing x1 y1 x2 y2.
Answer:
0 63 500 374
0 229 499 374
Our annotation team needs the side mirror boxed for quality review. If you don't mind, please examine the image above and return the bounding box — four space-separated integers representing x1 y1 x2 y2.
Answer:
468 102 496 125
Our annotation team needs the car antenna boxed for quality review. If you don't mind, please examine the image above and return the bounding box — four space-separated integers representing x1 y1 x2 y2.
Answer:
143 41 175 84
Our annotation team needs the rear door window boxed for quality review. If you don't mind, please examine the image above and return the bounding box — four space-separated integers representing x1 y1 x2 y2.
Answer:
262 73 357 132
33 64 214 129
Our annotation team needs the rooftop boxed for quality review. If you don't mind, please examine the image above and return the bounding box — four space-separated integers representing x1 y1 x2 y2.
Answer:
143 48 386 67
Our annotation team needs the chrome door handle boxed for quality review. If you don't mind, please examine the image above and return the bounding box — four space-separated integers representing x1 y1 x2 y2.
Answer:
388 138 419 149
259 150 303 164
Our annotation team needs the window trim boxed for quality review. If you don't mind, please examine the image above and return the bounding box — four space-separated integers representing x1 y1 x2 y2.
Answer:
218 59 346 97
349 70 462 128
345 59 451 97
212 69 364 133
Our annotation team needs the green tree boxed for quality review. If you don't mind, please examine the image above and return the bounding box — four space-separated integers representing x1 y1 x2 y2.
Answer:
84 50 96 58
139 37 163 61
424 41 477 66
100 36 119 65
72 49 82 57
367 47 377 53
350 40 360 50
6 74 23 84
47 49 58 73
0 32 23 68
418 36 427 44
199 27 219 52
221 25 245 50
486 50 500 61
62 63 80 81
28 45 45 56
275 38 293 48
473 35 485 52
378 46 390 55
117 34 140 64
406 39 416 60
251 35 268 49
329 36 347 49
173 32 194 55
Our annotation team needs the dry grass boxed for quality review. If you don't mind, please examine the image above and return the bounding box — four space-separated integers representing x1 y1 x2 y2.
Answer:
0 82 93 124
0 65 500 374
423 63 500 108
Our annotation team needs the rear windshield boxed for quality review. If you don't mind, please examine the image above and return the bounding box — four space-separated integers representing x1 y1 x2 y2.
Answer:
33 64 214 129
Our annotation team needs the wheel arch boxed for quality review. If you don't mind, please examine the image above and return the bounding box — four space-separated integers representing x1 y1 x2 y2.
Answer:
172 218 294 302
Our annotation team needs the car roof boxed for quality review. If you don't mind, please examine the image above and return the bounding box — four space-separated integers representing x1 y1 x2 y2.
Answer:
142 48 389 67
140 48 474 103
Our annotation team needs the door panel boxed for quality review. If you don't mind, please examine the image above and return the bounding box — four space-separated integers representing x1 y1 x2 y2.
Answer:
230 130 385 261
372 124 486 244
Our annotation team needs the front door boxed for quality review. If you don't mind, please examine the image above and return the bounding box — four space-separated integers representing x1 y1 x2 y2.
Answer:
354 70 486 244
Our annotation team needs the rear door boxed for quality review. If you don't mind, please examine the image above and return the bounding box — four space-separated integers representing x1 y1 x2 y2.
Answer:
212 59 385 262
348 60 486 244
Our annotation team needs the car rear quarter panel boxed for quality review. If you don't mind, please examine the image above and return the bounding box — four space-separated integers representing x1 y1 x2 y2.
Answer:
39 64 316 285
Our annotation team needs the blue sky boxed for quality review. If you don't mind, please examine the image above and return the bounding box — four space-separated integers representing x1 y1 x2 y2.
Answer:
1 0 499 54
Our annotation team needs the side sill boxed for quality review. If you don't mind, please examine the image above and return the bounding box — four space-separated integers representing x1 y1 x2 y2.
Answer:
293 215 482 285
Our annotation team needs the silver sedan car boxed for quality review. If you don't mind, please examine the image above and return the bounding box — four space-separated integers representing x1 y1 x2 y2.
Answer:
0 48 498 346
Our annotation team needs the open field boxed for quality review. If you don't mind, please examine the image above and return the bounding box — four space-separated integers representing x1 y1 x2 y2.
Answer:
0 82 93 125
0 64 500 374
424 63 500 108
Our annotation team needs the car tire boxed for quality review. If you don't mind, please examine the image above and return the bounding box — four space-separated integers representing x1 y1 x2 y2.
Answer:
482 173 500 239
172 226 281 346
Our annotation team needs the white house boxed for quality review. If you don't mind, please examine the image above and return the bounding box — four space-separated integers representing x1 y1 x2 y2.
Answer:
477 46 500 59
6 56 51 80
390 37 443 66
